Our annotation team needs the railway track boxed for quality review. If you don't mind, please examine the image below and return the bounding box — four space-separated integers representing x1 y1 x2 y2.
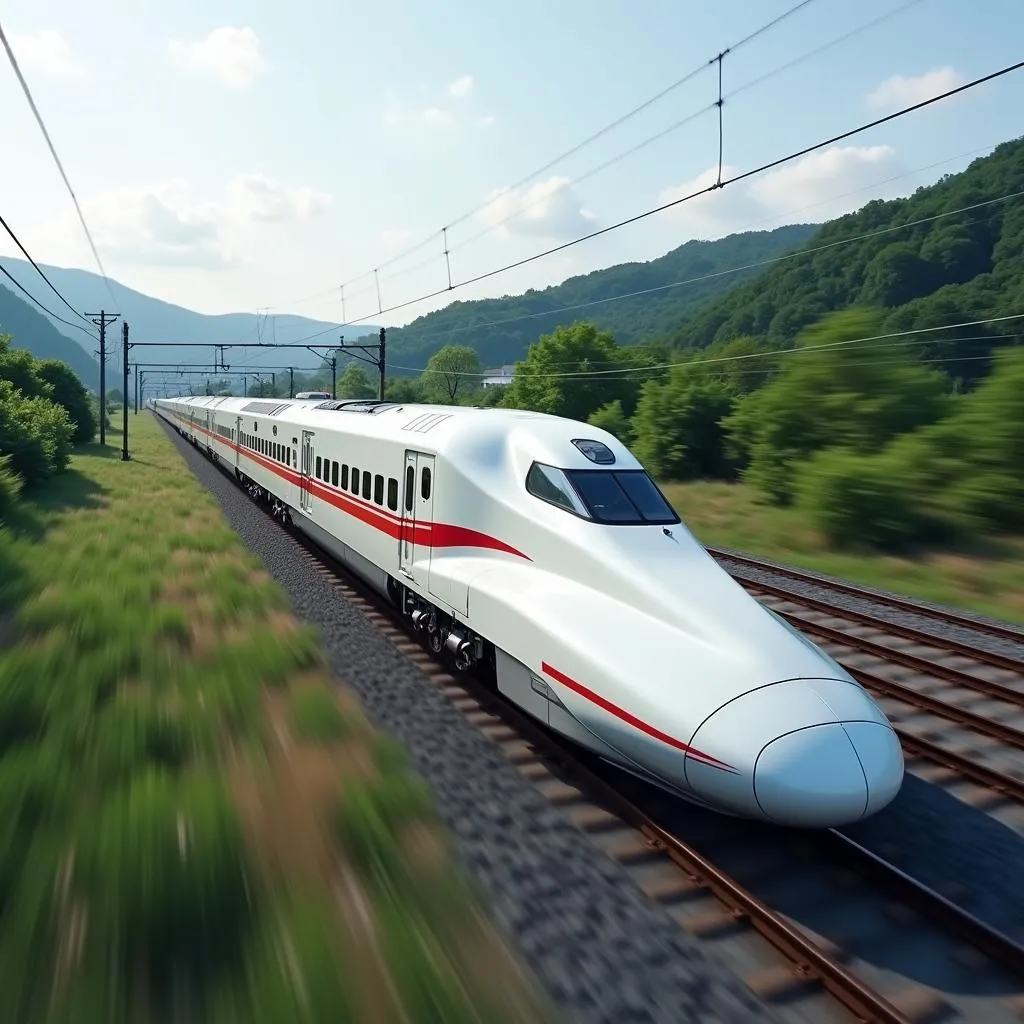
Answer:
276 521 1024 1024
707 550 1024 822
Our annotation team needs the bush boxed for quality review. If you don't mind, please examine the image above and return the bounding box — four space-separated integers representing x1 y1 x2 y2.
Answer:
35 359 96 444
0 380 74 486
794 448 936 551
0 455 21 522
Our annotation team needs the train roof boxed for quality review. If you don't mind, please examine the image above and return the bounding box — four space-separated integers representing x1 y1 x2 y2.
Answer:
154 394 641 473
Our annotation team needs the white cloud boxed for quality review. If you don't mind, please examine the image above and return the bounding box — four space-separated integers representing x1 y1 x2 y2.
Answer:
422 106 454 127
447 74 474 99
655 144 901 239
37 174 331 270
479 176 597 239
168 27 267 89
866 66 966 110
6 29 86 79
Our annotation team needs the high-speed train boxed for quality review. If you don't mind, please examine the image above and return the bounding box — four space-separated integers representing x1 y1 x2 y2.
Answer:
152 393 904 827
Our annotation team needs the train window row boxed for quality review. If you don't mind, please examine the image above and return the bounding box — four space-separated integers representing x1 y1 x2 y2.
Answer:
215 424 236 443
313 455 400 512
526 462 679 526
241 430 296 469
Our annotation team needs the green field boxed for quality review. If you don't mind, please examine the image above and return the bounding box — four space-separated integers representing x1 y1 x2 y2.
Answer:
661 480 1024 626
0 413 549 1023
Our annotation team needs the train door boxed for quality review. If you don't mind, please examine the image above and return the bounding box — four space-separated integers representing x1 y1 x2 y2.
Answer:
235 416 243 470
299 431 315 513
399 451 434 580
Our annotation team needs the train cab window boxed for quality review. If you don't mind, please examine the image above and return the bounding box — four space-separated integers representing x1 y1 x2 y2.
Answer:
362 473 371 501
387 477 398 511
341 464 349 489
351 468 360 494
526 463 590 516
565 470 680 526
316 456 322 478
373 474 384 505
404 466 414 511
421 467 431 500
332 461 339 486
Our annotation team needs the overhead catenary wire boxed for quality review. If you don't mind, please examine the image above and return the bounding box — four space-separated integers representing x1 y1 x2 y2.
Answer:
0 209 95 330
389 313 1024 381
0 18 118 310
262 0 835 314
0 261 98 338
284 58 1024 348
380 186 1024 356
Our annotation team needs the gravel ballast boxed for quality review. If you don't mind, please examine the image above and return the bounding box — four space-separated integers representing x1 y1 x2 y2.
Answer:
159 420 1024 1016
158 420 782 1024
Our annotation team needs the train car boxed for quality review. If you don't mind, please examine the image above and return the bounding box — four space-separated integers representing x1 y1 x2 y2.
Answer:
152 394 904 828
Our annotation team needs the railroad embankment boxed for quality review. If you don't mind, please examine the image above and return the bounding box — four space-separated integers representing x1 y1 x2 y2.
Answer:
0 413 550 1023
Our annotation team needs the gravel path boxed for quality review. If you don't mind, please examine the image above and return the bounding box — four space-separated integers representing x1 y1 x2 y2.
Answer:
159 421 782 1024
711 547 1024 662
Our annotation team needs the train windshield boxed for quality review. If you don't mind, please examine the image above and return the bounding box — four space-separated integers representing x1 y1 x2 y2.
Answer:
526 463 679 525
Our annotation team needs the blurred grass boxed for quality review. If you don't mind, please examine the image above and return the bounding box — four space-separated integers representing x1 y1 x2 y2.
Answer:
661 480 1024 626
0 415 549 1023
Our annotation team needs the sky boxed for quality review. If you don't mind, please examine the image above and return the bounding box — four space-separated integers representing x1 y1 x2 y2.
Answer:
1 0 1023 351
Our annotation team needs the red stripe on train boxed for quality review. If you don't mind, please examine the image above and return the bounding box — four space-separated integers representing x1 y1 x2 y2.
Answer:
167 410 530 560
541 661 737 772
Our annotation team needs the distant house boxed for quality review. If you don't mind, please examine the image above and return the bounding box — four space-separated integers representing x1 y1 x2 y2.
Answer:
481 364 516 388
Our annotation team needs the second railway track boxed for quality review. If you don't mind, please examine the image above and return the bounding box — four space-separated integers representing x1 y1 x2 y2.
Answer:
282 518 1024 1024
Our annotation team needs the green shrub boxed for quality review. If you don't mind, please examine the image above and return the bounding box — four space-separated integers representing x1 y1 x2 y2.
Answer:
794 448 935 551
0 379 75 485
0 455 21 522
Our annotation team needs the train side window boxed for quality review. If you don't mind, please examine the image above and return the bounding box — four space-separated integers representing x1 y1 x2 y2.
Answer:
387 477 398 511
316 456 322 478
421 467 431 500
292 448 297 468
362 473 371 500
332 461 339 487
351 468 360 494
405 466 414 511
274 443 280 461
341 464 349 489
373 474 384 505
526 463 591 517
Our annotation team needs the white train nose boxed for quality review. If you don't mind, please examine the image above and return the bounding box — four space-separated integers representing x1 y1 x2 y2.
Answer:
754 721 903 826
684 678 904 827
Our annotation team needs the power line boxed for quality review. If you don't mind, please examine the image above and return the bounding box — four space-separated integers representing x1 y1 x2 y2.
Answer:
393 314 1024 382
264 0 828 312
383 186 1024 356
0 19 118 309
0 210 94 328
0 261 97 338
286 58 1024 347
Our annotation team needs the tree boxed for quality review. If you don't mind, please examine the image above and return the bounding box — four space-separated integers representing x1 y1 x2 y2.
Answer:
422 345 481 404
502 321 634 423
37 359 96 443
587 400 633 446
336 363 375 399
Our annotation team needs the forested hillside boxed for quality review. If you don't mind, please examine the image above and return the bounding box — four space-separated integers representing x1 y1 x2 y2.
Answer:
383 224 817 370
0 285 98 388
671 136 1024 373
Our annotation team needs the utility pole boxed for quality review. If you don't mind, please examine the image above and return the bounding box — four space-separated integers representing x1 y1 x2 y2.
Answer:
288 367 294 398
377 326 386 401
86 310 120 445
334 328 386 401
331 356 337 399
121 322 130 461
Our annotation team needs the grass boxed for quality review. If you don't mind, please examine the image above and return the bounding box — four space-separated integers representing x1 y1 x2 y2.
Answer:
0 413 553 1023
660 479 1024 626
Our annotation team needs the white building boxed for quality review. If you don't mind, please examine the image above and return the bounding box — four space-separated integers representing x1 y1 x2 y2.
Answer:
481 364 516 388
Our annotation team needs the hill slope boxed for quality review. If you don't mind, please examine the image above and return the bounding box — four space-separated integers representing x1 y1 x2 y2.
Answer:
0 283 99 386
384 224 819 370
671 136 1024 357
0 257 382 370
